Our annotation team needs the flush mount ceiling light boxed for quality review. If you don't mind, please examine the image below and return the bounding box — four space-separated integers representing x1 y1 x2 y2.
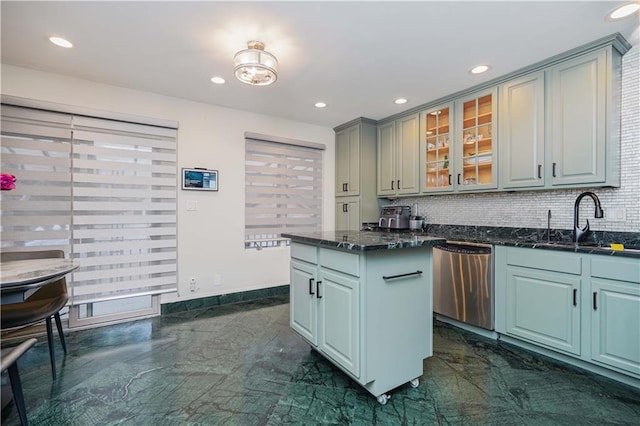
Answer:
394 98 408 105
314 102 327 108
49 36 73 48
470 64 490 74
233 41 278 86
210 76 226 84
606 1 640 20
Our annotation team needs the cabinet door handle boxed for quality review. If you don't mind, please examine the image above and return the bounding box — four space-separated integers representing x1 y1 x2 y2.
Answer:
457 174 461 185
343 203 348 213
391 180 394 190
316 280 322 298
383 270 423 280
538 164 542 179
552 163 557 178
309 278 315 295
593 292 597 310
573 288 577 306
342 183 348 192
448 174 452 186
397 179 400 190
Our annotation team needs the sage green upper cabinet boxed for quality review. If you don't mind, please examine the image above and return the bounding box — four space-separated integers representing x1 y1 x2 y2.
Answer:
547 48 616 187
499 71 545 189
377 121 395 196
336 125 360 196
334 119 378 230
455 88 498 191
421 104 454 193
377 114 420 197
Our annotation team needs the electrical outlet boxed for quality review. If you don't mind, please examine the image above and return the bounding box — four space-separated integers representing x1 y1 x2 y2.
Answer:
605 208 626 222
213 274 222 287
189 277 197 292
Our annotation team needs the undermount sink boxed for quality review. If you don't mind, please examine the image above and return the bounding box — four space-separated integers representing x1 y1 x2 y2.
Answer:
535 241 640 254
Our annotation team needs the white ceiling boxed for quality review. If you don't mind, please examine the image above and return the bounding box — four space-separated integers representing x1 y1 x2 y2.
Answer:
1 1 638 128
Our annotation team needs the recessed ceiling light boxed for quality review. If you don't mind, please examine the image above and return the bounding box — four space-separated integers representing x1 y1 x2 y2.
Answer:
394 98 408 105
211 77 226 84
470 64 490 75
606 2 640 20
315 102 327 108
49 36 73 48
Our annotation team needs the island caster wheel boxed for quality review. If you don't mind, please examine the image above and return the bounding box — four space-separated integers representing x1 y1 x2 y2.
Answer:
377 394 390 405
409 378 419 388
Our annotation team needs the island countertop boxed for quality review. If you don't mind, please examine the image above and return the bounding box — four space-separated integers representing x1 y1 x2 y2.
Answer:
282 231 446 251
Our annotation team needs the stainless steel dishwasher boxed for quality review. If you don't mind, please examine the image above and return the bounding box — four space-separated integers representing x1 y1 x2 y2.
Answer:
433 241 494 330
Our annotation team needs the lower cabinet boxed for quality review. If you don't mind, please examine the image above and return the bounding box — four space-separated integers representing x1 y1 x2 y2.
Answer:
290 259 317 345
496 246 640 380
590 257 640 377
505 266 581 355
289 242 433 400
317 268 360 376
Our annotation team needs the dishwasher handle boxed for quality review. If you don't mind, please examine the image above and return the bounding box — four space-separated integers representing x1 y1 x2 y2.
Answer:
434 242 492 255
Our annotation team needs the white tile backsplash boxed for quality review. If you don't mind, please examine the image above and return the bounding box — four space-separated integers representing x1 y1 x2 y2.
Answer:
398 47 640 233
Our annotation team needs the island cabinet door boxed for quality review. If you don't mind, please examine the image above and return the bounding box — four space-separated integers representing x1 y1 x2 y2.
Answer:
317 268 360 378
290 260 318 345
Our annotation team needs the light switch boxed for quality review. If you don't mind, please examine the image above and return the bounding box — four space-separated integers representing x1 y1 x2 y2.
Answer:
186 200 198 211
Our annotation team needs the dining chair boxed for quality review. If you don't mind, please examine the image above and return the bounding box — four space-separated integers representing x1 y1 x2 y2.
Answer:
1 338 38 425
1 250 69 380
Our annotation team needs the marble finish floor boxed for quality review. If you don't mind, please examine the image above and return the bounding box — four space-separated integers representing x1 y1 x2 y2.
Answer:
2 295 639 425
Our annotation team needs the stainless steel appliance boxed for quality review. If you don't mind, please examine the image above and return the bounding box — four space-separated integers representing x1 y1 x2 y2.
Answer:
378 205 411 229
433 241 494 330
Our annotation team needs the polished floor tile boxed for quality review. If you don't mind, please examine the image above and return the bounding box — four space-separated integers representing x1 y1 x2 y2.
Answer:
2 295 639 425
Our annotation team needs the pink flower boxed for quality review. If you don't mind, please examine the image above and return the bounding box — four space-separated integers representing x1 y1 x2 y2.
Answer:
1 173 16 191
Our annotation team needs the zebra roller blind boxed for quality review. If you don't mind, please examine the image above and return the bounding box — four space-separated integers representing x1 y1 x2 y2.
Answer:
245 135 323 248
0 104 178 304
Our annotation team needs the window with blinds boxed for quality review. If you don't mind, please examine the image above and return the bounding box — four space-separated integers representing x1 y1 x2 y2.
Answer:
1 104 177 318
245 136 323 249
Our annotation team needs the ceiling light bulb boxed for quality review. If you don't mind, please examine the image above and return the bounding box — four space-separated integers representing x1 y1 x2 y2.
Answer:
315 102 327 108
470 65 490 74
394 98 408 105
607 2 640 20
49 36 73 48
211 77 226 84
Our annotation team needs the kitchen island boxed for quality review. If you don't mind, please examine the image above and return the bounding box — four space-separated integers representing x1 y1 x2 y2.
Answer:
282 231 445 404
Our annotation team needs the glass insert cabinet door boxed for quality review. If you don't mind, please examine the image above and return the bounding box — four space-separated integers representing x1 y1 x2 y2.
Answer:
422 104 452 191
456 88 497 190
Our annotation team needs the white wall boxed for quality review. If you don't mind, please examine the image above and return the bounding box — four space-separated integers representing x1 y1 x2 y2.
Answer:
0 64 336 303
398 47 640 233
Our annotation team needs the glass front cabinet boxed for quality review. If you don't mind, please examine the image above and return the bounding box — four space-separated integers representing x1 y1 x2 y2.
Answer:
420 103 453 193
420 88 497 194
455 88 498 191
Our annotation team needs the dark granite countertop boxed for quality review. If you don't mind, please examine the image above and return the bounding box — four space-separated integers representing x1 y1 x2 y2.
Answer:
288 225 640 258
282 231 446 252
403 224 640 259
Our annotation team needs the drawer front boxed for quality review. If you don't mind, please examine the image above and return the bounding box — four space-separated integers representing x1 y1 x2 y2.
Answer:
319 247 360 276
506 247 581 275
591 257 640 283
291 243 317 264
